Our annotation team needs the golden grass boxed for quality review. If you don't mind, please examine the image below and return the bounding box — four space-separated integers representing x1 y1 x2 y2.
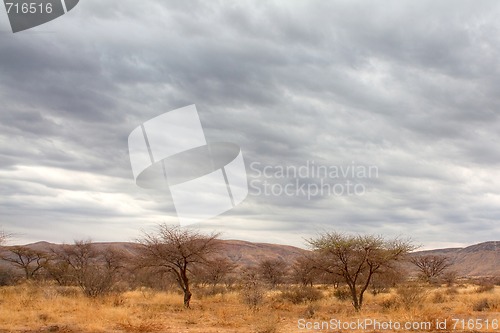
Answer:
0 283 499 332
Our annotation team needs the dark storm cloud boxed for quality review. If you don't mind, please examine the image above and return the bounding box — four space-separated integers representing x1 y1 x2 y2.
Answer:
1 0 500 248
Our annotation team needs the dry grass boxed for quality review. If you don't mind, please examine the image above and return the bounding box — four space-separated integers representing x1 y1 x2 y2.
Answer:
0 282 500 332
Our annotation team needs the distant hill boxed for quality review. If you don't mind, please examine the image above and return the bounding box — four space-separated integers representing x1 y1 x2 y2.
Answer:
412 241 500 277
4 240 500 277
215 240 307 266
4 239 307 267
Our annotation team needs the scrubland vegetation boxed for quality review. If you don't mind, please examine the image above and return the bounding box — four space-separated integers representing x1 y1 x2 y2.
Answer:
2 279 500 332
1 226 500 332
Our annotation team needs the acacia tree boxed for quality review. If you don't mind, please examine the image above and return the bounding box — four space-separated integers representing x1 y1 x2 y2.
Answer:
410 254 452 283
138 224 220 308
52 240 94 286
0 246 49 280
258 258 288 289
308 232 414 311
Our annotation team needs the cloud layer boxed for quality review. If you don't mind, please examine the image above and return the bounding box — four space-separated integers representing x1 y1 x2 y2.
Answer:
1 0 500 249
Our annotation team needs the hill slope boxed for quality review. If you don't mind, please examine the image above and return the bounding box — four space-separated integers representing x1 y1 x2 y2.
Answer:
5 240 500 277
413 241 500 277
8 239 307 267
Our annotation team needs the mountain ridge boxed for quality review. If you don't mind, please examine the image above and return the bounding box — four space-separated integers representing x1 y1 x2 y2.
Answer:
7 239 500 277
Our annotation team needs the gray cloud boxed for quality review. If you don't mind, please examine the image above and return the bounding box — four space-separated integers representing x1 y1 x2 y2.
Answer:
1 0 500 249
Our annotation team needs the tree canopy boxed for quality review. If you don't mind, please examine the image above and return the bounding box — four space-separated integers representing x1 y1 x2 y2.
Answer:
308 232 415 311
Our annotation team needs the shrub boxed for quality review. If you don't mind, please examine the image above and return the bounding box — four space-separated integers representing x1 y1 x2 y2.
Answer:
473 298 490 311
432 291 446 304
280 287 323 304
0 268 17 286
445 287 459 295
442 270 458 286
241 286 264 310
78 266 116 297
396 284 427 310
379 297 398 311
254 317 278 333
55 286 79 297
493 276 500 286
475 282 494 293
238 267 265 310
432 291 447 304
302 304 317 319
239 277 264 310
332 286 351 301
194 285 227 298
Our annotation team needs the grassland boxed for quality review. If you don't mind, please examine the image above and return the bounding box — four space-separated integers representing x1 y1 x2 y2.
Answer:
1 282 500 332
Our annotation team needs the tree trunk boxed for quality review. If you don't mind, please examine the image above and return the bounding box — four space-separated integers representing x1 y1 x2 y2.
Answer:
180 266 192 308
358 271 374 311
348 284 361 311
183 289 192 308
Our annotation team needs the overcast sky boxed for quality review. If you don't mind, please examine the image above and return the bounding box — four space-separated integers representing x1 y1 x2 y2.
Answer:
1 0 500 250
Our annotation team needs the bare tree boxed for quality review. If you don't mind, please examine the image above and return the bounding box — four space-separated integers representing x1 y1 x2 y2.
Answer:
51 240 124 297
308 232 414 311
44 260 73 286
0 231 16 285
291 255 320 287
442 270 458 286
238 266 264 310
258 258 288 289
194 257 237 287
410 254 452 283
0 246 49 280
137 224 220 308
52 240 94 285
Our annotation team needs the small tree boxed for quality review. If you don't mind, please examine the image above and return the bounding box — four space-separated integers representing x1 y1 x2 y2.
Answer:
194 257 237 288
138 224 220 308
442 270 458 286
291 255 320 287
258 258 288 289
52 240 123 297
44 260 73 286
308 232 414 311
410 254 452 283
239 266 264 311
